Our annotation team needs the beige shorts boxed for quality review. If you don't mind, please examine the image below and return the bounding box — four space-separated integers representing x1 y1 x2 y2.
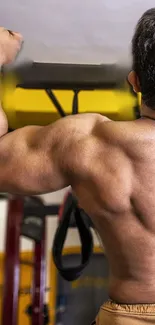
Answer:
91 300 155 325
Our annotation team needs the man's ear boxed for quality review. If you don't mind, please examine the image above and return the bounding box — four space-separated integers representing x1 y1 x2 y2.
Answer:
128 71 141 93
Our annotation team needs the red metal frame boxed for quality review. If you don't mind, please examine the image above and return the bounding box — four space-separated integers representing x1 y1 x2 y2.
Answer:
2 196 24 325
1 196 47 325
32 217 46 325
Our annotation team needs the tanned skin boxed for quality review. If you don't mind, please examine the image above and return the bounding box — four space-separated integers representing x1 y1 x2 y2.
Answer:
0 27 155 304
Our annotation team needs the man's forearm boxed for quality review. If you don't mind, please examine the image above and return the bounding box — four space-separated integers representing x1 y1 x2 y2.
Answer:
0 80 8 136
0 103 8 135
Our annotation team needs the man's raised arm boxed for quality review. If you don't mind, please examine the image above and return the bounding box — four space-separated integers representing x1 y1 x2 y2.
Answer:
0 113 108 195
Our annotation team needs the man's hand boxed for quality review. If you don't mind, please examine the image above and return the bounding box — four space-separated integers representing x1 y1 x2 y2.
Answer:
0 27 23 66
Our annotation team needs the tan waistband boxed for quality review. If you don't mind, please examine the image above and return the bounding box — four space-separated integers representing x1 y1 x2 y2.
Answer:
101 300 155 314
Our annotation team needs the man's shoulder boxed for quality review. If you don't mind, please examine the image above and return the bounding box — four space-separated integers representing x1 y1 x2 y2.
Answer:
95 119 135 145
69 117 135 177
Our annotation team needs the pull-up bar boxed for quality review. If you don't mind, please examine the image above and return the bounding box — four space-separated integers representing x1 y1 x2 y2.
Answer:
15 62 126 90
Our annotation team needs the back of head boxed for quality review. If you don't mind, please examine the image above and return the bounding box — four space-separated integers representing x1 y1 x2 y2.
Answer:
132 8 155 109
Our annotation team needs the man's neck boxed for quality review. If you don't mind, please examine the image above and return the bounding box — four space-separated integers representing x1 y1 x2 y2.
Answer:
140 103 155 120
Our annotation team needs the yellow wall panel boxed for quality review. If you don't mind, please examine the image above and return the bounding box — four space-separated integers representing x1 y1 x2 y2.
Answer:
2 80 137 129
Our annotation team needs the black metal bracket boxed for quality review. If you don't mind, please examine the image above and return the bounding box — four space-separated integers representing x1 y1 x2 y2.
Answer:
45 89 66 117
45 88 80 117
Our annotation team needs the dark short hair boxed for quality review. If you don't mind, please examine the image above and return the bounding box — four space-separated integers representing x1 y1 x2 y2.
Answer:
132 8 155 109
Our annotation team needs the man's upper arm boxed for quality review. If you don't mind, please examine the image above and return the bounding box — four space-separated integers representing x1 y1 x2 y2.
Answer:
0 113 110 195
0 124 70 194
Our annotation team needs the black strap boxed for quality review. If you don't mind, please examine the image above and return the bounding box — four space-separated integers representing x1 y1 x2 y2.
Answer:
52 192 93 281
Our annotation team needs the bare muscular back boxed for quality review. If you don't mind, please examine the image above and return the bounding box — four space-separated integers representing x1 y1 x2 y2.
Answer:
73 118 155 303
1 111 155 303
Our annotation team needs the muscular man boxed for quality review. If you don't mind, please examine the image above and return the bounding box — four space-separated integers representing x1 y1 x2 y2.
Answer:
1 8 155 324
